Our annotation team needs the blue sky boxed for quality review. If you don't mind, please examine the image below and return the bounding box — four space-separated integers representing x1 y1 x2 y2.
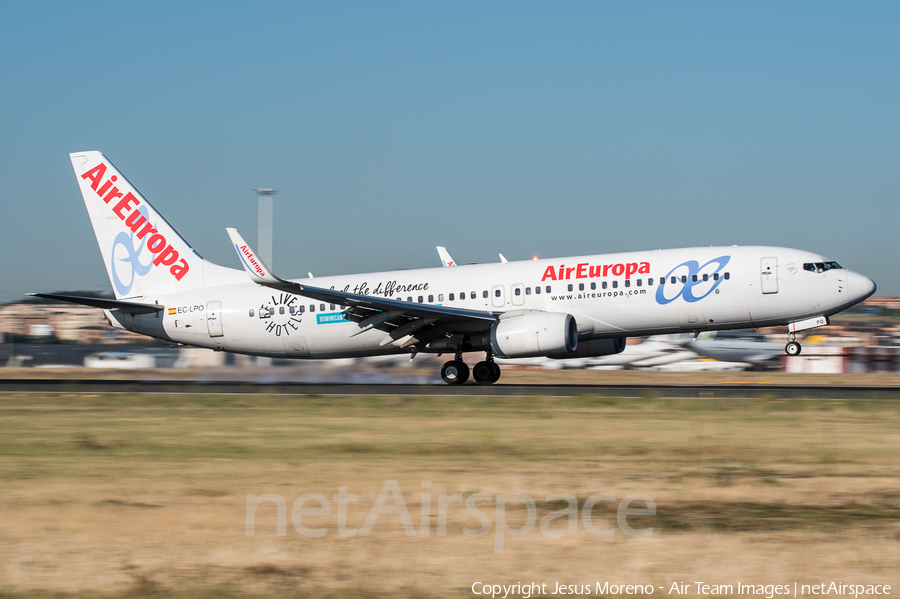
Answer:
1 1 898 300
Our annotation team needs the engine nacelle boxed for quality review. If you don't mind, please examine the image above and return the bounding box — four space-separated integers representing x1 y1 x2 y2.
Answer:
490 312 578 358
548 337 627 360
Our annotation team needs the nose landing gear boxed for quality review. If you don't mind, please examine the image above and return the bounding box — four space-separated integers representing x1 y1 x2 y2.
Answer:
785 332 802 356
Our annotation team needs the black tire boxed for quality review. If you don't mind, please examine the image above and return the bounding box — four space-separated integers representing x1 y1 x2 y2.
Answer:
488 361 502 384
785 342 802 356
441 360 469 385
472 361 494 385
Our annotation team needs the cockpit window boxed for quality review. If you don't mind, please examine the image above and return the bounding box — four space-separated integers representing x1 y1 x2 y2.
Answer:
803 261 842 273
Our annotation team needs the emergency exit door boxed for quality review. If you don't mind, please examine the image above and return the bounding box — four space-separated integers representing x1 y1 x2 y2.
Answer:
207 301 224 337
761 258 778 294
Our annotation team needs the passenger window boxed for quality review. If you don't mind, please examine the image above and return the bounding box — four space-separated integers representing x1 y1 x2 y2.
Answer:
545 286 551 293
671 276 677 284
625 280 630 288
514 288 521 296
579 283 584 291
649 278 654 286
692 275 698 283
310 304 315 312
330 303 336 310
681 276 687 283
612 281 618 289
724 272 730 280
535 287 541 294
713 273 719 281
590 282 596 290
407 297 412 302
438 294 443 302
449 293 455 301
659 278 664 286
320 304 326 311
249 309 255 317
279 306 285 315
703 274 708 282
602 281 608 289
495 289 501 297
637 279 642 287
418 296 424 303
298 305 305 314
568 284 573 292
428 295 433 302
483 291 488 298
471 292 477 300
525 287 531 295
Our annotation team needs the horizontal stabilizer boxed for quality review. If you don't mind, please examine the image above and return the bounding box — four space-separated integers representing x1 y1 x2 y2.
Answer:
25 293 163 314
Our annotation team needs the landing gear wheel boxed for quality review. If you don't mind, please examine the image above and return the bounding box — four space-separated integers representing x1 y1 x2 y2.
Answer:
473 361 496 385
441 360 469 385
785 342 802 356
488 361 502 384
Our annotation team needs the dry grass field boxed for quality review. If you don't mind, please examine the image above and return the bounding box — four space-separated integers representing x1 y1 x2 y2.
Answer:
1 389 899 598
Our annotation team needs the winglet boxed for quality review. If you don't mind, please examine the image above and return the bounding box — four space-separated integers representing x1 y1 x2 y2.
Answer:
226 228 282 285
437 246 456 267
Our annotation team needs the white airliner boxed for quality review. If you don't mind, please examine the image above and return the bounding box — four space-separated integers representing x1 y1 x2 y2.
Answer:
32 151 877 385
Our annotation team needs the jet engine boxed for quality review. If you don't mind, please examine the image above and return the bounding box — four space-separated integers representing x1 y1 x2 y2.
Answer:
489 312 578 358
548 337 627 359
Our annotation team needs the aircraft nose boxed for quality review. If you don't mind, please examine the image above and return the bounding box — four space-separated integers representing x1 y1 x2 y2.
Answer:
847 270 876 304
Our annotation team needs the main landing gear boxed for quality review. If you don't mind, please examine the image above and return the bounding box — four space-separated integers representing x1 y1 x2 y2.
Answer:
440 351 501 385
785 332 802 356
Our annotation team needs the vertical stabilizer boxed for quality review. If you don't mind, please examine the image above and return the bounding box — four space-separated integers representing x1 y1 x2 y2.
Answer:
70 151 242 299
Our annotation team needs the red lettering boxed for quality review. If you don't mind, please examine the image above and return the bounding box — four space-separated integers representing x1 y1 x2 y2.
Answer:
97 175 118 198
104 187 124 205
603 264 612 276
147 234 166 253
576 263 588 278
112 192 139 219
80 164 106 191
153 245 179 266
170 259 189 281
136 222 158 240
625 263 638 279
612 264 624 276
541 266 557 281
124 209 147 232
565 267 576 279
589 265 602 278
639 262 650 274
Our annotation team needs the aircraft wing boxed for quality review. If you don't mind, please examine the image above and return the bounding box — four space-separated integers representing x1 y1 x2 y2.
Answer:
227 229 496 348
25 293 164 314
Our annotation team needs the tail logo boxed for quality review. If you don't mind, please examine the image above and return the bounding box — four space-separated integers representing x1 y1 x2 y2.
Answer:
111 206 155 296
81 162 190 293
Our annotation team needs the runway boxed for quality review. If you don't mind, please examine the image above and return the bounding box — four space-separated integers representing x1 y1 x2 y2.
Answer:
1 378 898 399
